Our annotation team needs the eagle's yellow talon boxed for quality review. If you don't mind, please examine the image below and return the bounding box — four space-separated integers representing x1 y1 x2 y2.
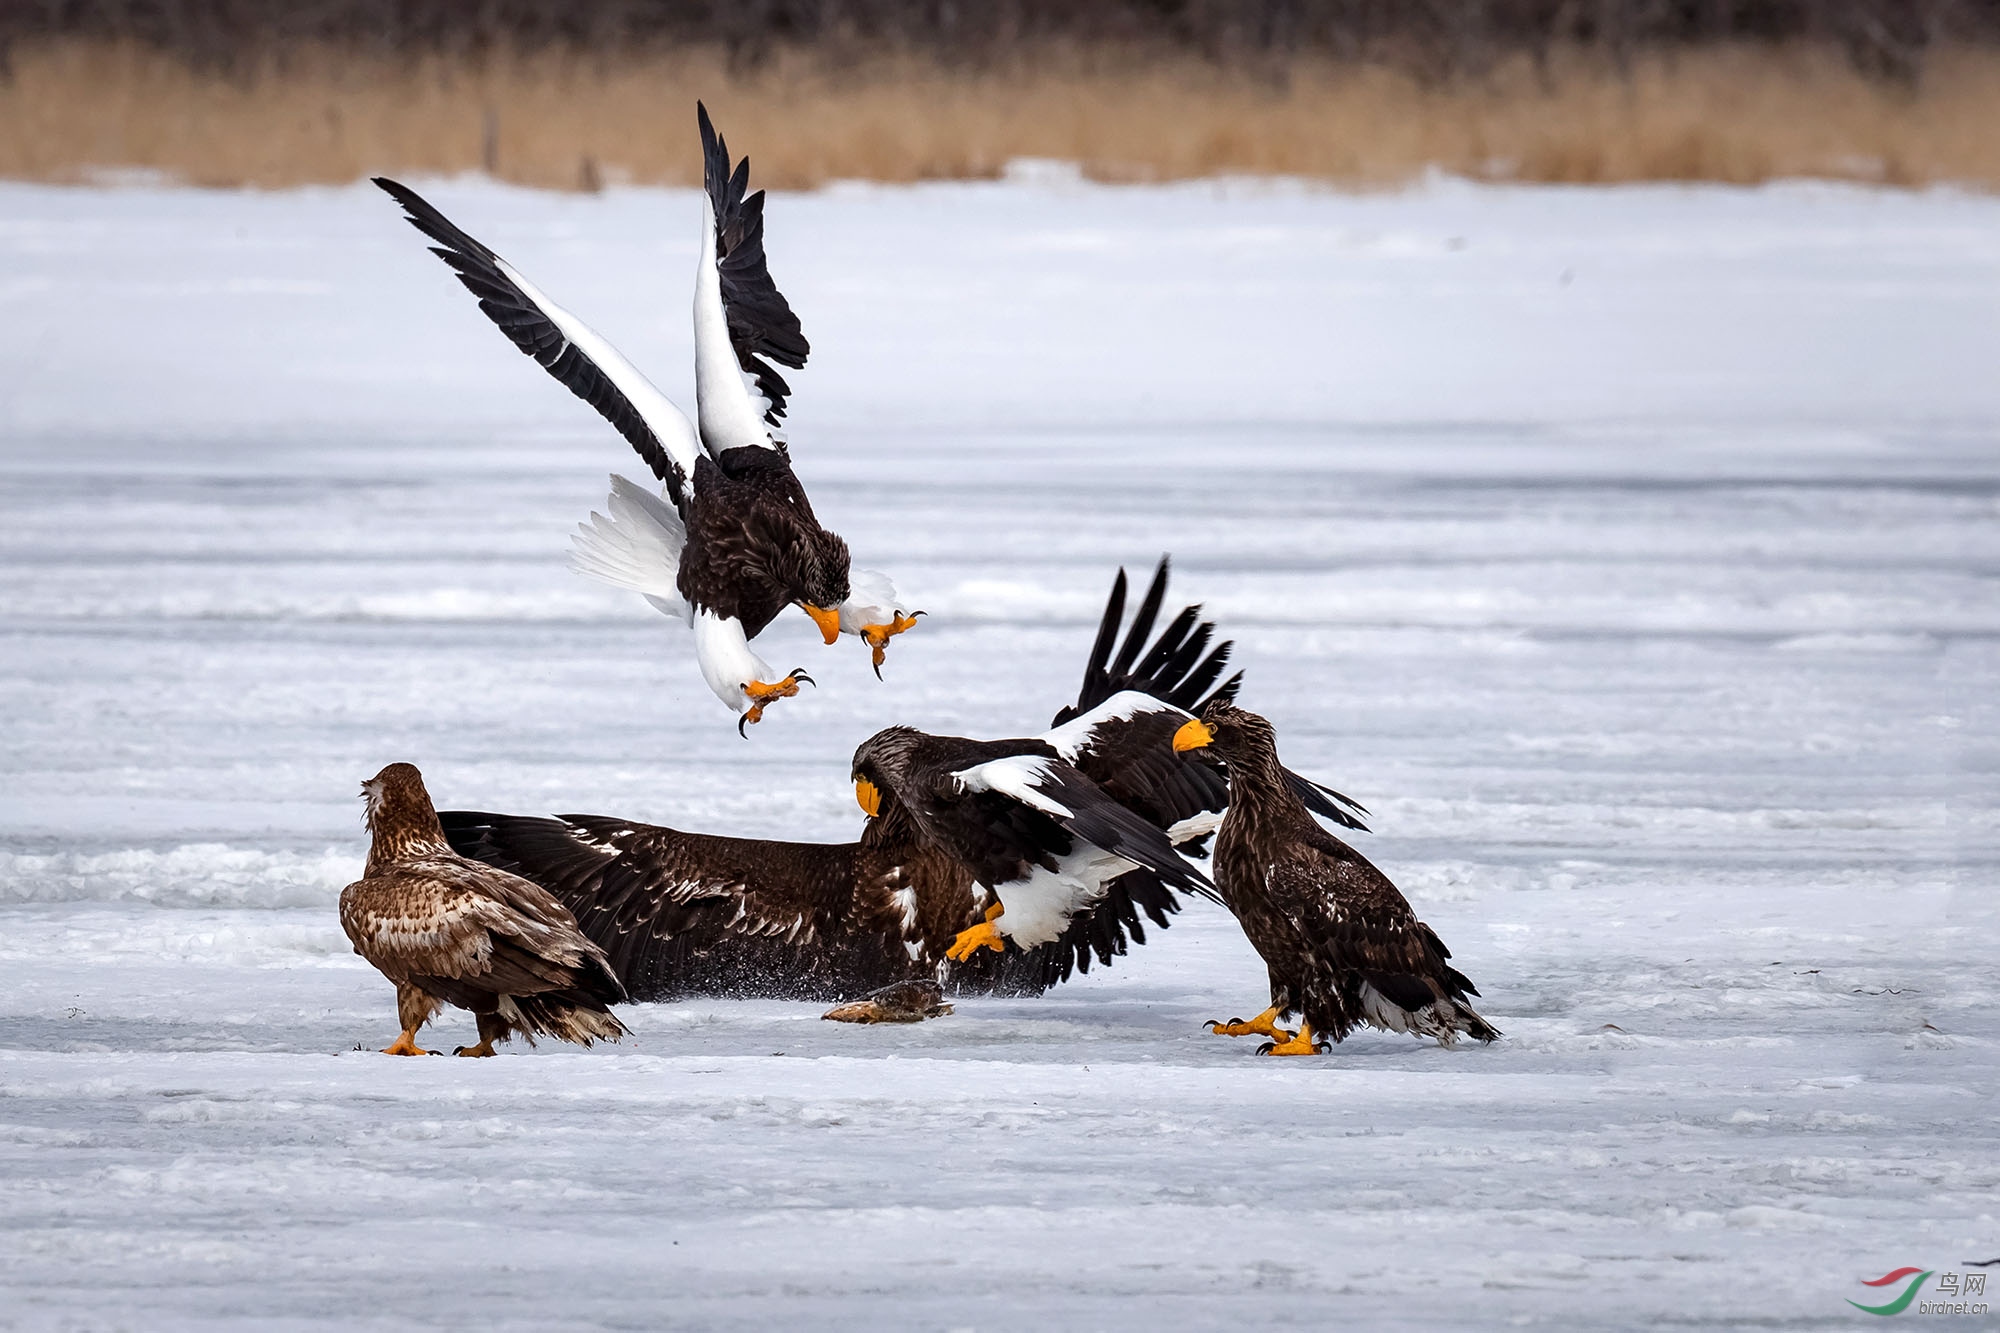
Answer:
1258 1023 1323 1056
1206 1006 1292 1040
744 674 805 705
946 915 1006 962
738 671 814 734
381 1030 434 1056
453 1040 497 1057
861 612 923 676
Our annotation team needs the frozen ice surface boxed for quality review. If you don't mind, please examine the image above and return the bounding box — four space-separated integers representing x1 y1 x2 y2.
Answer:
1 175 1996 1329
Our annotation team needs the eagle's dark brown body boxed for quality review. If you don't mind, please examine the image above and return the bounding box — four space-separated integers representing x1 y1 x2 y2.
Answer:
679 446 849 637
1194 701 1498 1049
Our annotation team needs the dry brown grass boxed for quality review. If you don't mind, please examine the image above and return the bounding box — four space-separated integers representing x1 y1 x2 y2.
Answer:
4 40 1998 190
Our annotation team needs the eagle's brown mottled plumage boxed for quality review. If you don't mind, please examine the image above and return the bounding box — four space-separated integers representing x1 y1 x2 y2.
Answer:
440 792 974 1002
1188 700 1498 1052
339 763 628 1056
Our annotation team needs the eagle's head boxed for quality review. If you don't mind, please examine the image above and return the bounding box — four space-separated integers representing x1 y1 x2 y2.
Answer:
1171 698 1277 766
850 726 922 821
359 762 441 842
791 528 854 644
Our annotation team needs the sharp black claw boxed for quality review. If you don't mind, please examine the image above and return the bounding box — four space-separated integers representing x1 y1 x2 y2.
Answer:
790 669 815 687
872 661 884 681
452 1045 467 1055
911 609 928 619
1256 1039 1276 1055
737 714 751 739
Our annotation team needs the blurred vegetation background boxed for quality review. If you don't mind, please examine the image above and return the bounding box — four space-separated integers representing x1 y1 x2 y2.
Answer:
4 0 1997 187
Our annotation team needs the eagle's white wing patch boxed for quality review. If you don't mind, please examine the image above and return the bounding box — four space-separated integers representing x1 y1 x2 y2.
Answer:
495 256 706 488
692 194 778 456
952 755 1073 819
1038 690 1187 763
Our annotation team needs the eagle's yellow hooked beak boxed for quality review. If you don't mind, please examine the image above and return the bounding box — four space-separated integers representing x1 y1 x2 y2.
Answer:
801 603 843 645
854 778 882 818
1172 718 1214 753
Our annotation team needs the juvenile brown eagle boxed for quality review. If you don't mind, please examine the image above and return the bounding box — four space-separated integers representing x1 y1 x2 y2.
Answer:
1173 700 1498 1055
339 763 628 1056
375 104 916 733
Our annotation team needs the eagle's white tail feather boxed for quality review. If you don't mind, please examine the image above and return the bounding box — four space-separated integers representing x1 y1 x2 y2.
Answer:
1356 980 1495 1048
569 474 688 618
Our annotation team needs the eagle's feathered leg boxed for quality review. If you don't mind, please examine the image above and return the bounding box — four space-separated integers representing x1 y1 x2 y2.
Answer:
945 902 1005 962
1258 1022 1324 1057
454 1011 509 1057
1206 1006 1294 1041
382 982 441 1056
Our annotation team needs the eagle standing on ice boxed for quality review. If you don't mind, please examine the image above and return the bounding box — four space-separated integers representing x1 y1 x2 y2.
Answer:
1172 701 1498 1055
374 104 917 733
339 763 628 1056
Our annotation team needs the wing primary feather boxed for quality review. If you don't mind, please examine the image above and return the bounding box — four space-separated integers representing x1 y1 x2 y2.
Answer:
1130 604 1199 684
1109 557 1171 681
1154 616 1216 694
1283 771 1372 831
1074 565 1128 717
1178 645 1233 710
374 176 694 507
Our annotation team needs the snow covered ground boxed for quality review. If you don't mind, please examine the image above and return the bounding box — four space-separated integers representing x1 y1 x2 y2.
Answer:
1 171 1996 1328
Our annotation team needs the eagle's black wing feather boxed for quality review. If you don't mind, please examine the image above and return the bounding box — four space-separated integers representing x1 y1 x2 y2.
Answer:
1288 772 1372 830
373 177 688 506
699 103 809 426
1052 557 1237 726
972 757 1221 905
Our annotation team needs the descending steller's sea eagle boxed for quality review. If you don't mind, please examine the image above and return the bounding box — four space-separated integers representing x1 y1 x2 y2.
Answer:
437 558 1300 1001
1173 700 1499 1055
374 105 918 735
339 763 628 1056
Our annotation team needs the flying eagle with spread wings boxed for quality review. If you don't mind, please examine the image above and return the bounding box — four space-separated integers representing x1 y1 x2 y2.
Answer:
375 105 917 733
339 763 628 1056
1173 700 1498 1055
